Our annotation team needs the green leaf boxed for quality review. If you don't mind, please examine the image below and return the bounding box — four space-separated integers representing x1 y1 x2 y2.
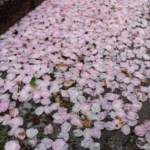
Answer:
83 93 89 99
0 123 5 131
1 72 7 79
37 131 48 139
62 18 65 22
67 103 73 110
65 102 74 112
30 75 36 87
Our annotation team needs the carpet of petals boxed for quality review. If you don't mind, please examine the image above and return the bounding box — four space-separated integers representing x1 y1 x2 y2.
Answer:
0 0 150 150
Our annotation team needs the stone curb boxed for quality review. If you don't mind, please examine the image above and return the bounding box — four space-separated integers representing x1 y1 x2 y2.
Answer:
0 0 45 35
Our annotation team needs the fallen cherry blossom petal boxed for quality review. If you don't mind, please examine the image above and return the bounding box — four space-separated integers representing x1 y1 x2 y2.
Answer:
44 124 53 135
90 142 100 150
61 122 71 133
134 125 147 136
14 128 26 140
41 138 53 149
9 108 19 117
52 139 68 150
5 140 21 150
35 106 44 116
26 128 38 138
81 138 93 148
121 124 130 135
73 129 83 137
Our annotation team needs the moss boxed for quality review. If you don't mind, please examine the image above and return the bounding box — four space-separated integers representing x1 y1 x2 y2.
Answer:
37 131 48 139
60 101 74 112
0 123 12 149
83 93 89 99
1 71 7 79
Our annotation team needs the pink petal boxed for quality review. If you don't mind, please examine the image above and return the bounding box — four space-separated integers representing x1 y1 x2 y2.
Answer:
41 138 53 149
8 102 16 110
26 128 38 138
5 140 20 150
43 106 51 114
42 75 51 81
33 92 41 100
83 128 91 139
102 102 112 111
0 99 10 113
90 143 100 150
71 116 83 128
134 125 147 136
73 129 83 137
2 114 11 125
91 127 101 139
44 124 53 135
105 121 116 131
57 132 69 141
28 138 37 147
121 124 130 135
61 122 71 133
116 73 126 81
81 138 93 148
91 103 101 113
40 89 51 98
94 121 105 130
134 72 144 79
7 117 23 127
9 108 19 117
126 112 138 120
128 120 138 126
14 128 26 140
35 106 44 116
72 102 80 113
35 143 46 150
112 100 123 110
41 98 51 105
52 139 68 150
104 93 119 100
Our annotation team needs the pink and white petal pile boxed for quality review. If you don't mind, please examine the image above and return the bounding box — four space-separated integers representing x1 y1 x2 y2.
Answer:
0 0 150 149
135 121 150 150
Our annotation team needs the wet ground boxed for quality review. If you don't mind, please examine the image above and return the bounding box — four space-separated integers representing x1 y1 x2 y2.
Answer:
0 0 150 150
1 87 150 150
